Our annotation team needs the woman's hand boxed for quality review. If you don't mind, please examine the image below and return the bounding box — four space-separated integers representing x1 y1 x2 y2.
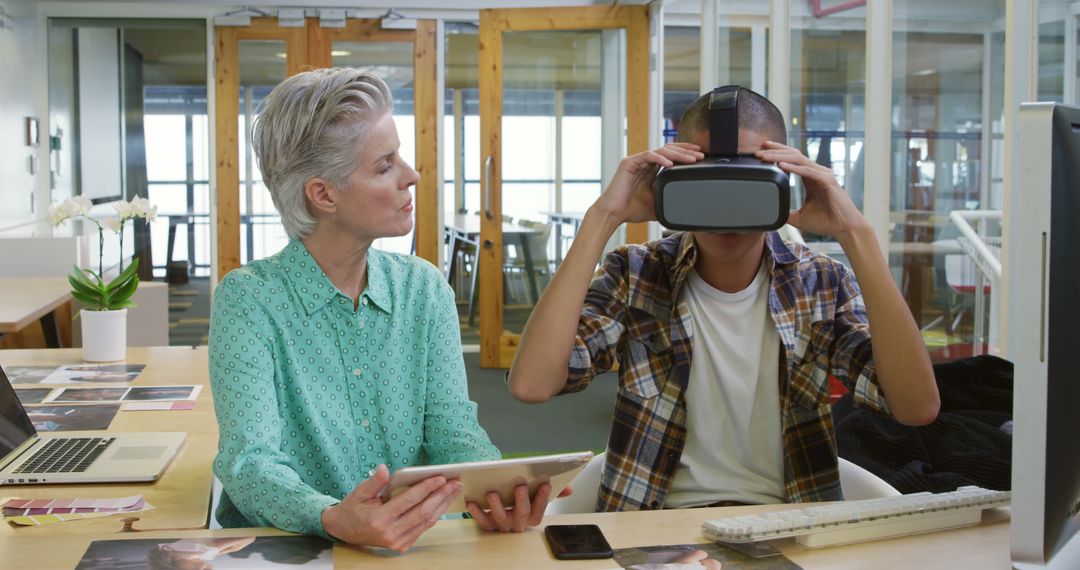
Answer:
321 464 462 552
465 483 573 533
755 140 870 240
593 143 704 225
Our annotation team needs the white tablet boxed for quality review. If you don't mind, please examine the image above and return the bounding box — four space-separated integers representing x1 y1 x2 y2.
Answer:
384 451 595 512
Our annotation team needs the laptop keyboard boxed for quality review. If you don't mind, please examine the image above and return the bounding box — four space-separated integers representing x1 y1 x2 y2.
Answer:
13 437 115 474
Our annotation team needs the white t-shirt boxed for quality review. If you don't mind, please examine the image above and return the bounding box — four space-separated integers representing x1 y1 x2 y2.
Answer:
664 263 785 508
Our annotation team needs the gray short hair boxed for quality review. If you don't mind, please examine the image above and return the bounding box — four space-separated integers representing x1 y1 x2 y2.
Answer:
252 68 393 240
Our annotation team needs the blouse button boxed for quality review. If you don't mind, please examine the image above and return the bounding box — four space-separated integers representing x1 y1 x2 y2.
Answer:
352 368 362 377
361 419 370 428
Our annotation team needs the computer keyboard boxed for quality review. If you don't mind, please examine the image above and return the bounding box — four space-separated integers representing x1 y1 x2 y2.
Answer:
13 437 115 474
702 486 1010 548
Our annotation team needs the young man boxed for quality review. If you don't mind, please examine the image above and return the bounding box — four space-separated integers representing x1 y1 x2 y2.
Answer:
507 87 940 512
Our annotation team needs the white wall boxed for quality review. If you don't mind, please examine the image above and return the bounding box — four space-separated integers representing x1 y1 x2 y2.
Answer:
0 0 41 232
76 27 124 203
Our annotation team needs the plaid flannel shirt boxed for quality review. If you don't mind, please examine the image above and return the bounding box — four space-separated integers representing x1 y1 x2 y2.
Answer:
562 231 890 511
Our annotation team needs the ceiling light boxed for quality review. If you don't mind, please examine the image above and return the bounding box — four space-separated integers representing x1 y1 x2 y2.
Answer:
330 50 351 57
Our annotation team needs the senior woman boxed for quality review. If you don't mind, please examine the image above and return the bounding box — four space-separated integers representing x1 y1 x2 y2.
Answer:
208 68 557 552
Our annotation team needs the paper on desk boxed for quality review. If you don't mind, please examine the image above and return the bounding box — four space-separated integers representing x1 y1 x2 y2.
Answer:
3 495 152 525
122 400 196 411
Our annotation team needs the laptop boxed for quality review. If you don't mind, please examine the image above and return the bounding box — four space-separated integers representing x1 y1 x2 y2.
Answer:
0 365 186 485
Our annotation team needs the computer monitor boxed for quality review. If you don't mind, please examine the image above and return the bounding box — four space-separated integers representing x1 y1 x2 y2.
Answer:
1008 102 1080 569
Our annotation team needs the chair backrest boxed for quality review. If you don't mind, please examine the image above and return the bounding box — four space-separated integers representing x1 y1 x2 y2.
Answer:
517 220 553 264
546 451 605 515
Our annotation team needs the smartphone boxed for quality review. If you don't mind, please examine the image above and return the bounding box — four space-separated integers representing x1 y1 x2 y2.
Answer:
543 524 614 560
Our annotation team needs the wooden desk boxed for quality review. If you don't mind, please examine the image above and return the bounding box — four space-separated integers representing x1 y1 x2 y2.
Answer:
0 504 1012 569
0 277 71 348
0 347 216 538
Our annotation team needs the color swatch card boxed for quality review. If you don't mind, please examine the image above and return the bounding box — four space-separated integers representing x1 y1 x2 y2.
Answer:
4 494 145 514
122 400 197 412
3 495 153 526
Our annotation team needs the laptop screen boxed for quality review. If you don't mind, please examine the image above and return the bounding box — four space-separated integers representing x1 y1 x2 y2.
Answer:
0 366 37 459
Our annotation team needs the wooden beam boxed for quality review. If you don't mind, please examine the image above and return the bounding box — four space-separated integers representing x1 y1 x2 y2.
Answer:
486 5 635 31
478 9 505 368
332 19 415 43
625 6 651 244
214 26 241 279
307 19 332 69
413 20 438 265
284 25 308 77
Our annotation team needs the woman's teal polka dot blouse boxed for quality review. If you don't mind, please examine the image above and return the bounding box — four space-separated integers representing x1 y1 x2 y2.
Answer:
209 241 499 537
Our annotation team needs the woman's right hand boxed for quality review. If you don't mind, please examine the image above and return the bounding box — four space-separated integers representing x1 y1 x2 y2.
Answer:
321 464 462 552
592 142 703 225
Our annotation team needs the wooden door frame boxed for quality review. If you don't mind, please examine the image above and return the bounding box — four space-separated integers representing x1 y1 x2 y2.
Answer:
214 18 439 279
478 5 650 368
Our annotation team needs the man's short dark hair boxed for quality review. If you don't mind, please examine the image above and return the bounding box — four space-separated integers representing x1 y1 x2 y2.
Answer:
676 86 787 146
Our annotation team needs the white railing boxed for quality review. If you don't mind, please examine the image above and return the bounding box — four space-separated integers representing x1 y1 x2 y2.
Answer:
948 210 1003 355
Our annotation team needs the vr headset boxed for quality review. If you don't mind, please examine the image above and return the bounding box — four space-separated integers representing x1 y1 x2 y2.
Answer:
655 85 790 231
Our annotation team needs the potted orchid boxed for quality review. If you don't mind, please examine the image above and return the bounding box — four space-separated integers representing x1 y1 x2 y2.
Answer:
49 195 158 362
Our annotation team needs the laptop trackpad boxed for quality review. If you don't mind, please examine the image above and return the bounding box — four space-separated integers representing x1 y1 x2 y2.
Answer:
112 446 167 460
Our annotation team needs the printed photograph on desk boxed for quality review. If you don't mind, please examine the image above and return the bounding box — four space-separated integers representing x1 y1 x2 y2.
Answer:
25 404 120 432
14 388 54 405
74 536 333 569
4 366 59 384
45 387 131 403
613 543 801 570
41 364 145 385
123 385 201 401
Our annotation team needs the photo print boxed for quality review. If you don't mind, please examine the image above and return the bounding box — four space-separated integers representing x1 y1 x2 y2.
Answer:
14 388 54 405
3 366 58 385
41 364 145 385
25 404 121 432
74 535 333 569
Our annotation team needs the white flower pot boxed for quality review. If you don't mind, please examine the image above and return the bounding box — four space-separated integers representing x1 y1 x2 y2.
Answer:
80 309 128 362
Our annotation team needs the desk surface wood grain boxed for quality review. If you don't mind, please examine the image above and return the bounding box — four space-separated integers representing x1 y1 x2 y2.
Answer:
0 347 216 538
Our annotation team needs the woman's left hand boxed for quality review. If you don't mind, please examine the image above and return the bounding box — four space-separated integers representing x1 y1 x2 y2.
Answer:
466 483 573 532
755 140 869 240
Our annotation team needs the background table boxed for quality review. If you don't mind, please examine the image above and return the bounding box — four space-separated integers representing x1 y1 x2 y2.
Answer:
0 277 72 348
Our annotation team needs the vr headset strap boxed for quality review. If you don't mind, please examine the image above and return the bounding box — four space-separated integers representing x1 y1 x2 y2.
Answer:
708 86 739 157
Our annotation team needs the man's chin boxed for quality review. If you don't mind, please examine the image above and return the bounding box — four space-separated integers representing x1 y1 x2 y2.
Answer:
692 230 764 257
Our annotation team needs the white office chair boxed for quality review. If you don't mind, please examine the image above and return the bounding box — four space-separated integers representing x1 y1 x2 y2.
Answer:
545 453 899 515
545 451 607 515
209 476 224 529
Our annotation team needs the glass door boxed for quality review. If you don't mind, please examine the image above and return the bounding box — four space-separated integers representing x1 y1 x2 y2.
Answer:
477 6 650 368
214 18 439 279
214 19 305 279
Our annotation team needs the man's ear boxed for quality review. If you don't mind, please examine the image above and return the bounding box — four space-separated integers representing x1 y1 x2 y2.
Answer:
304 177 336 216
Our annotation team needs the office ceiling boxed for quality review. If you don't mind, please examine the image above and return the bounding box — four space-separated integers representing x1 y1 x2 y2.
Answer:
66 1 1058 92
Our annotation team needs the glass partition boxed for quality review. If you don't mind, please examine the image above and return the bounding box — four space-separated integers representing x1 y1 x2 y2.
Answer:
333 42 416 255
662 25 755 143
892 1 1005 359
237 41 288 264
